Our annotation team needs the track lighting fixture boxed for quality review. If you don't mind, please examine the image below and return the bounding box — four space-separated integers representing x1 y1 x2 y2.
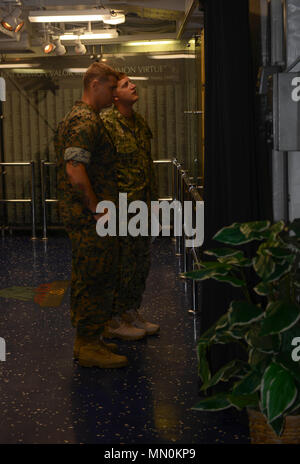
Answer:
74 39 86 55
1 6 24 32
102 12 125 25
53 38 66 56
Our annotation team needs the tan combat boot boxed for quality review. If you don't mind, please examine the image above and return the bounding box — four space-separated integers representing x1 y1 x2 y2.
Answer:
73 334 118 359
123 310 160 336
103 316 146 341
77 338 128 368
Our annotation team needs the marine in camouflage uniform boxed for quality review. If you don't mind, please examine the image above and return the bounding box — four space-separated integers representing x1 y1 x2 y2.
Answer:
54 100 119 339
101 106 158 319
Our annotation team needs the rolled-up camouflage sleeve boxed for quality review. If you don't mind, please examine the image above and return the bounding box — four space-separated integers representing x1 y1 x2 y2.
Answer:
63 115 97 164
64 147 91 164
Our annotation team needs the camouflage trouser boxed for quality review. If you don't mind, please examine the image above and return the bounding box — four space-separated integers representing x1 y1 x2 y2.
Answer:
114 235 151 315
67 225 118 338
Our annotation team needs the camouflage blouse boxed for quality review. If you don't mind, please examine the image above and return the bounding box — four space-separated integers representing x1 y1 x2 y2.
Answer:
54 101 118 229
101 107 158 204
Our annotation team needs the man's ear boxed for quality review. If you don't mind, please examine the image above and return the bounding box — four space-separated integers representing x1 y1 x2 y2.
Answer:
91 79 99 91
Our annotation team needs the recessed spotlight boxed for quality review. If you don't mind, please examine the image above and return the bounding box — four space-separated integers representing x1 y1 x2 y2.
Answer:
44 42 55 54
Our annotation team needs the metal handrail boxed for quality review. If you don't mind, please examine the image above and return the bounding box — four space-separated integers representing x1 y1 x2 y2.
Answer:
40 158 175 239
41 160 59 240
172 158 204 314
0 161 36 239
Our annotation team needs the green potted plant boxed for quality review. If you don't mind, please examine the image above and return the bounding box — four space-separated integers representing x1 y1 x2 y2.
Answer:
184 219 300 444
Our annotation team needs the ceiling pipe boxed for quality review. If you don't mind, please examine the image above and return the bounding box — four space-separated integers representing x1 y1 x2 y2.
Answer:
176 0 197 40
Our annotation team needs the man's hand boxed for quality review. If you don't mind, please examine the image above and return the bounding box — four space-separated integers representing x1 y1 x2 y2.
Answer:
66 160 100 217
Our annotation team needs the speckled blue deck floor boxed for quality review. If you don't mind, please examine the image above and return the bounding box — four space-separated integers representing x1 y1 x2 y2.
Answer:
0 234 250 444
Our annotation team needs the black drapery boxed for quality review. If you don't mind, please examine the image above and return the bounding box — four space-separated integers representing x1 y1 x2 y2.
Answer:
201 0 273 371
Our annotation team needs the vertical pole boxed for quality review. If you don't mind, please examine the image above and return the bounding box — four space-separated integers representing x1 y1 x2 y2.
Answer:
0 102 7 227
176 164 182 256
30 161 37 240
181 173 187 273
41 160 48 240
191 250 199 313
173 159 177 202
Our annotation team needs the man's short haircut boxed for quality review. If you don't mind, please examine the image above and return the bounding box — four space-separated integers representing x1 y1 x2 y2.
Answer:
116 71 127 81
83 62 118 90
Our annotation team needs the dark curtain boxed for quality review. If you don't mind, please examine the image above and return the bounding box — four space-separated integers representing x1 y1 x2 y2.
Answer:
201 0 273 372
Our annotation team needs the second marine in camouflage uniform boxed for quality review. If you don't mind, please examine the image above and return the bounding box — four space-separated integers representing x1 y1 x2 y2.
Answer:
101 105 158 321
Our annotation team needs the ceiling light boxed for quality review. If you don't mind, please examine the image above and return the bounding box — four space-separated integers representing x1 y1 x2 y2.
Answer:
44 42 55 54
28 9 109 23
65 68 88 73
74 39 86 55
128 76 149 81
1 7 24 32
150 54 196 59
54 39 66 56
60 30 118 41
14 19 24 33
0 63 35 68
125 40 176 46
102 13 125 25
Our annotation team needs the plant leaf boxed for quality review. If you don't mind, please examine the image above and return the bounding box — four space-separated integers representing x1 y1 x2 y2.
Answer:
254 281 272 296
275 352 300 385
253 254 276 280
248 348 272 368
183 262 231 280
192 394 231 412
240 220 271 236
201 360 247 391
264 247 293 260
213 223 251 245
265 261 293 283
246 325 281 354
219 256 253 267
201 262 232 272
262 363 297 423
228 393 259 410
204 248 243 258
227 325 249 340
229 301 264 327
197 344 211 385
211 274 246 287
259 300 300 336
269 416 285 437
197 314 229 345
232 369 262 395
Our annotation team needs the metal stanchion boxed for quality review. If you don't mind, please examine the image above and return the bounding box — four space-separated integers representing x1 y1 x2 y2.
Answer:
41 161 59 240
0 161 36 239
181 171 187 273
173 159 177 202
175 159 203 313
30 161 37 240
175 163 182 256
41 160 47 240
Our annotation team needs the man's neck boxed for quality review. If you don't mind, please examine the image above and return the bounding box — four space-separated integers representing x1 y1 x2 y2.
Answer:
115 102 134 119
81 93 99 113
